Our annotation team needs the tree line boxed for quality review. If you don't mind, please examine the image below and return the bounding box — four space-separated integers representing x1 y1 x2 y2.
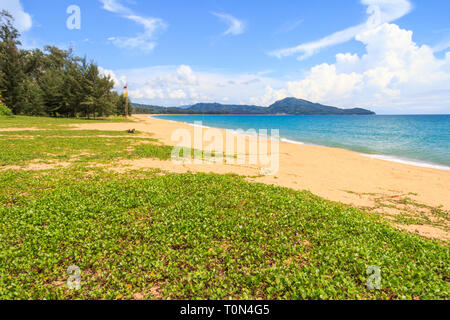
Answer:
0 10 132 118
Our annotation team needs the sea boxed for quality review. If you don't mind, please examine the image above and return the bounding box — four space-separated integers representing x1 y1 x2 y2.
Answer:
153 114 450 171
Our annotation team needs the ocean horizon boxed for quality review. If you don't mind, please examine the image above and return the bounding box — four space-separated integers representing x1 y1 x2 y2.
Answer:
154 114 450 171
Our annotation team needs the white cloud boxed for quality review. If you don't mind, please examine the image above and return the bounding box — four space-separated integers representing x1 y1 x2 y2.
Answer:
103 65 283 106
274 19 304 34
102 23 450 114
144 65 198 88
168 89 187 100
270 0 412 60
175 65 198 86
433 38 450 53
262 23 450 114
212 12 245 36
250 86 288 106
130 87 164 100
99 0 166 52
100 0 130 14
99 66 127 91
0 0 32 32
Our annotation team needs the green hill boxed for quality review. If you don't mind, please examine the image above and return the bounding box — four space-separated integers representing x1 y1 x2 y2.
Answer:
268 98 375 115
133 98 375 115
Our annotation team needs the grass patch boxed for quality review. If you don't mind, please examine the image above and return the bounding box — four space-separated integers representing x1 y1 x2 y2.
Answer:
0 130 224 166
0 115 132 129
372 195 449 229
0 129 168 166
134 144 234 162
0 134 154 165
0 168 448 300
134 144 174 161
0 130 150 137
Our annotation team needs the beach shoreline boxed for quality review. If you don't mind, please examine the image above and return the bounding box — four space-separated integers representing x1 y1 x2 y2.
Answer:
150 114 450 172
72 114 450 240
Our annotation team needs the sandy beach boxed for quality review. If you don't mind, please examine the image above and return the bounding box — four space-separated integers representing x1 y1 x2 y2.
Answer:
73 114 450 240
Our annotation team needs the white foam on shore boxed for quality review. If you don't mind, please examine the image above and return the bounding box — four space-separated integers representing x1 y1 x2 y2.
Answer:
150 115 450 172
280 138 305 146
191 122 213 129
150 116 214 129
361 154 450 171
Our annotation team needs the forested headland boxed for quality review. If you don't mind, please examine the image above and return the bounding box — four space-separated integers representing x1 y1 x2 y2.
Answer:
0 10 131 118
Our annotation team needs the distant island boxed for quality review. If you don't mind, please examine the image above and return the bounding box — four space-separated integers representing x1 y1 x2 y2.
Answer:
133 97 376 115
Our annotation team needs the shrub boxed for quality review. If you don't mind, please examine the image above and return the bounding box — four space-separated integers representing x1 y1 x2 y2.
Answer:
0 104 13 116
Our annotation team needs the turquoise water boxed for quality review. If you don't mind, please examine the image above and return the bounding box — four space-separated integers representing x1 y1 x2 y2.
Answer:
154 115 450 170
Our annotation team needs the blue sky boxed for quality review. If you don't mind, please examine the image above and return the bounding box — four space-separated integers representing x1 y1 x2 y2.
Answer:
2 0 450 113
